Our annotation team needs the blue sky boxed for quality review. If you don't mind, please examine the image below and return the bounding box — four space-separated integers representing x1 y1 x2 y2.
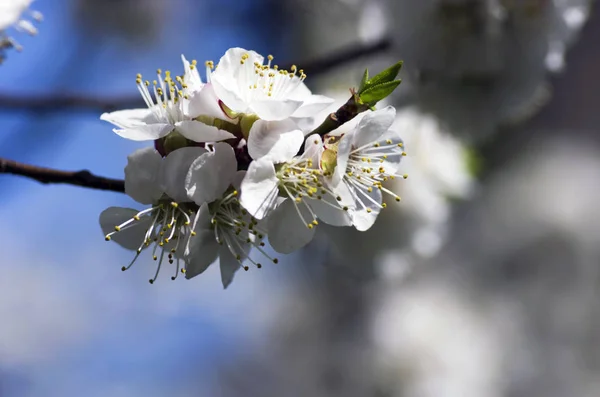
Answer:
0 1 294 395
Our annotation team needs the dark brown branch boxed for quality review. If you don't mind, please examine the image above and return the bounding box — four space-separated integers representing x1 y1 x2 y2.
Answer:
0 157 125 193
0 38 393 112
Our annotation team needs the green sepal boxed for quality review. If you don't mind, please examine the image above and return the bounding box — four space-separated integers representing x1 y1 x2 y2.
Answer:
359 79 402 105
361 61 403 93
358 68 370 92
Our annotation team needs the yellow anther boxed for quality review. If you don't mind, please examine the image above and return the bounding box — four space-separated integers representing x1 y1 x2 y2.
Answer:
156 68 162 74
312 220 319 226
402 152 407 156
307 223 314 229
114 226 121 231
395 197 401 202
382 203 387 208
403 174 408 179
133 215 140 221
104 235 111 241
171 202 178 208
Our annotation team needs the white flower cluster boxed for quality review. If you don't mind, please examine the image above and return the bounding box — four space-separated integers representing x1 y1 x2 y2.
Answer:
0 0 42 62
99 48 407 288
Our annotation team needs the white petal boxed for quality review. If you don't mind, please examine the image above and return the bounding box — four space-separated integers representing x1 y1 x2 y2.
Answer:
184 83 225 119
160 147 207 202
186 142 237 204
219 248 242 289
185 204 220 279
308 196 352 227
353 106 396 148
175 120 235 142
267 199 316 254
374 129 405 174
113 124 174 141
348 182 382 231
100 108 156 128
101 108 174 141
124 147 163 205
214 48 264 80
181 54 203 92
332 134 352 187
210 74 249 114
240 159 279 220
250 99 303 121
302 134 324 164
99 207 152 251
247 119 303 162
291 94 335 118
210 48 263 113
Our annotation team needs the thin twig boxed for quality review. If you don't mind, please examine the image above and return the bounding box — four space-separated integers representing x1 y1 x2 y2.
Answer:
0 157 125 193
0 38 392 112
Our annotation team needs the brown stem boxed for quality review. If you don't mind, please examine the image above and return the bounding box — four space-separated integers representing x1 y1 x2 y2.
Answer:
0 157 125 193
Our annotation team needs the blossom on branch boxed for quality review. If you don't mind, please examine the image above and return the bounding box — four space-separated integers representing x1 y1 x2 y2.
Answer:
99 47 406 288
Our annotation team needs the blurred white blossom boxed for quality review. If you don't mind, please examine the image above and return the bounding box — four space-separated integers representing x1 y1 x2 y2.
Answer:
0 0 42 62
323 103 474 269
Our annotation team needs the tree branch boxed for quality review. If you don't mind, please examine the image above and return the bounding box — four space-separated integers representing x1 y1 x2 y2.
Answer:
0 157 125 193
0 38 392 112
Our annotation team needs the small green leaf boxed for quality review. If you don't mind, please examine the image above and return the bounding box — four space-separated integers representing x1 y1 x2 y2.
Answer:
367 61 403 88
359 79 401 105
358 68 369 92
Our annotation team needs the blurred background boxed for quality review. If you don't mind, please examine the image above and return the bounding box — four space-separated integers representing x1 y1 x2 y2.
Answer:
0 0 599 396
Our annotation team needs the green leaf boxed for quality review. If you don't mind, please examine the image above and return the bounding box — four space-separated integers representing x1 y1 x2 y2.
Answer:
358 68 369 92
359 79 401 105
366 61 403 88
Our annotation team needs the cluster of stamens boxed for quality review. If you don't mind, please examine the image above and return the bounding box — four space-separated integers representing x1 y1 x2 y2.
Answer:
344 139 408 213
135 66 195 122
205 189 278 271
104 201 194 283
277 157 347 229
206 52 307 101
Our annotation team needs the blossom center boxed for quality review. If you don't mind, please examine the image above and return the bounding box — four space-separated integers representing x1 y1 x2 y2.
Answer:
208 189 278 270
105 200 195 283
343 139 408 211
276 158 346 229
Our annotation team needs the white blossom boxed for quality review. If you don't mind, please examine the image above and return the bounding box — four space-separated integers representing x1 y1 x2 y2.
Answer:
0 0 42 60
187 48 335 160
100 55 236 143
326 106 406 231
208 47 334 122
240 135 352 254
184 142 276 288
99 146 205 283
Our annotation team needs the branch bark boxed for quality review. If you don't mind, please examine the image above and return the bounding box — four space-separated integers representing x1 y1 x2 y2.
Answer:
0 158 125 193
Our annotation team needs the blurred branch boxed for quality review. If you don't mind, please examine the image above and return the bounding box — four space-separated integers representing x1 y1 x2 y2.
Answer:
0 38 392 113
0 157 125 192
